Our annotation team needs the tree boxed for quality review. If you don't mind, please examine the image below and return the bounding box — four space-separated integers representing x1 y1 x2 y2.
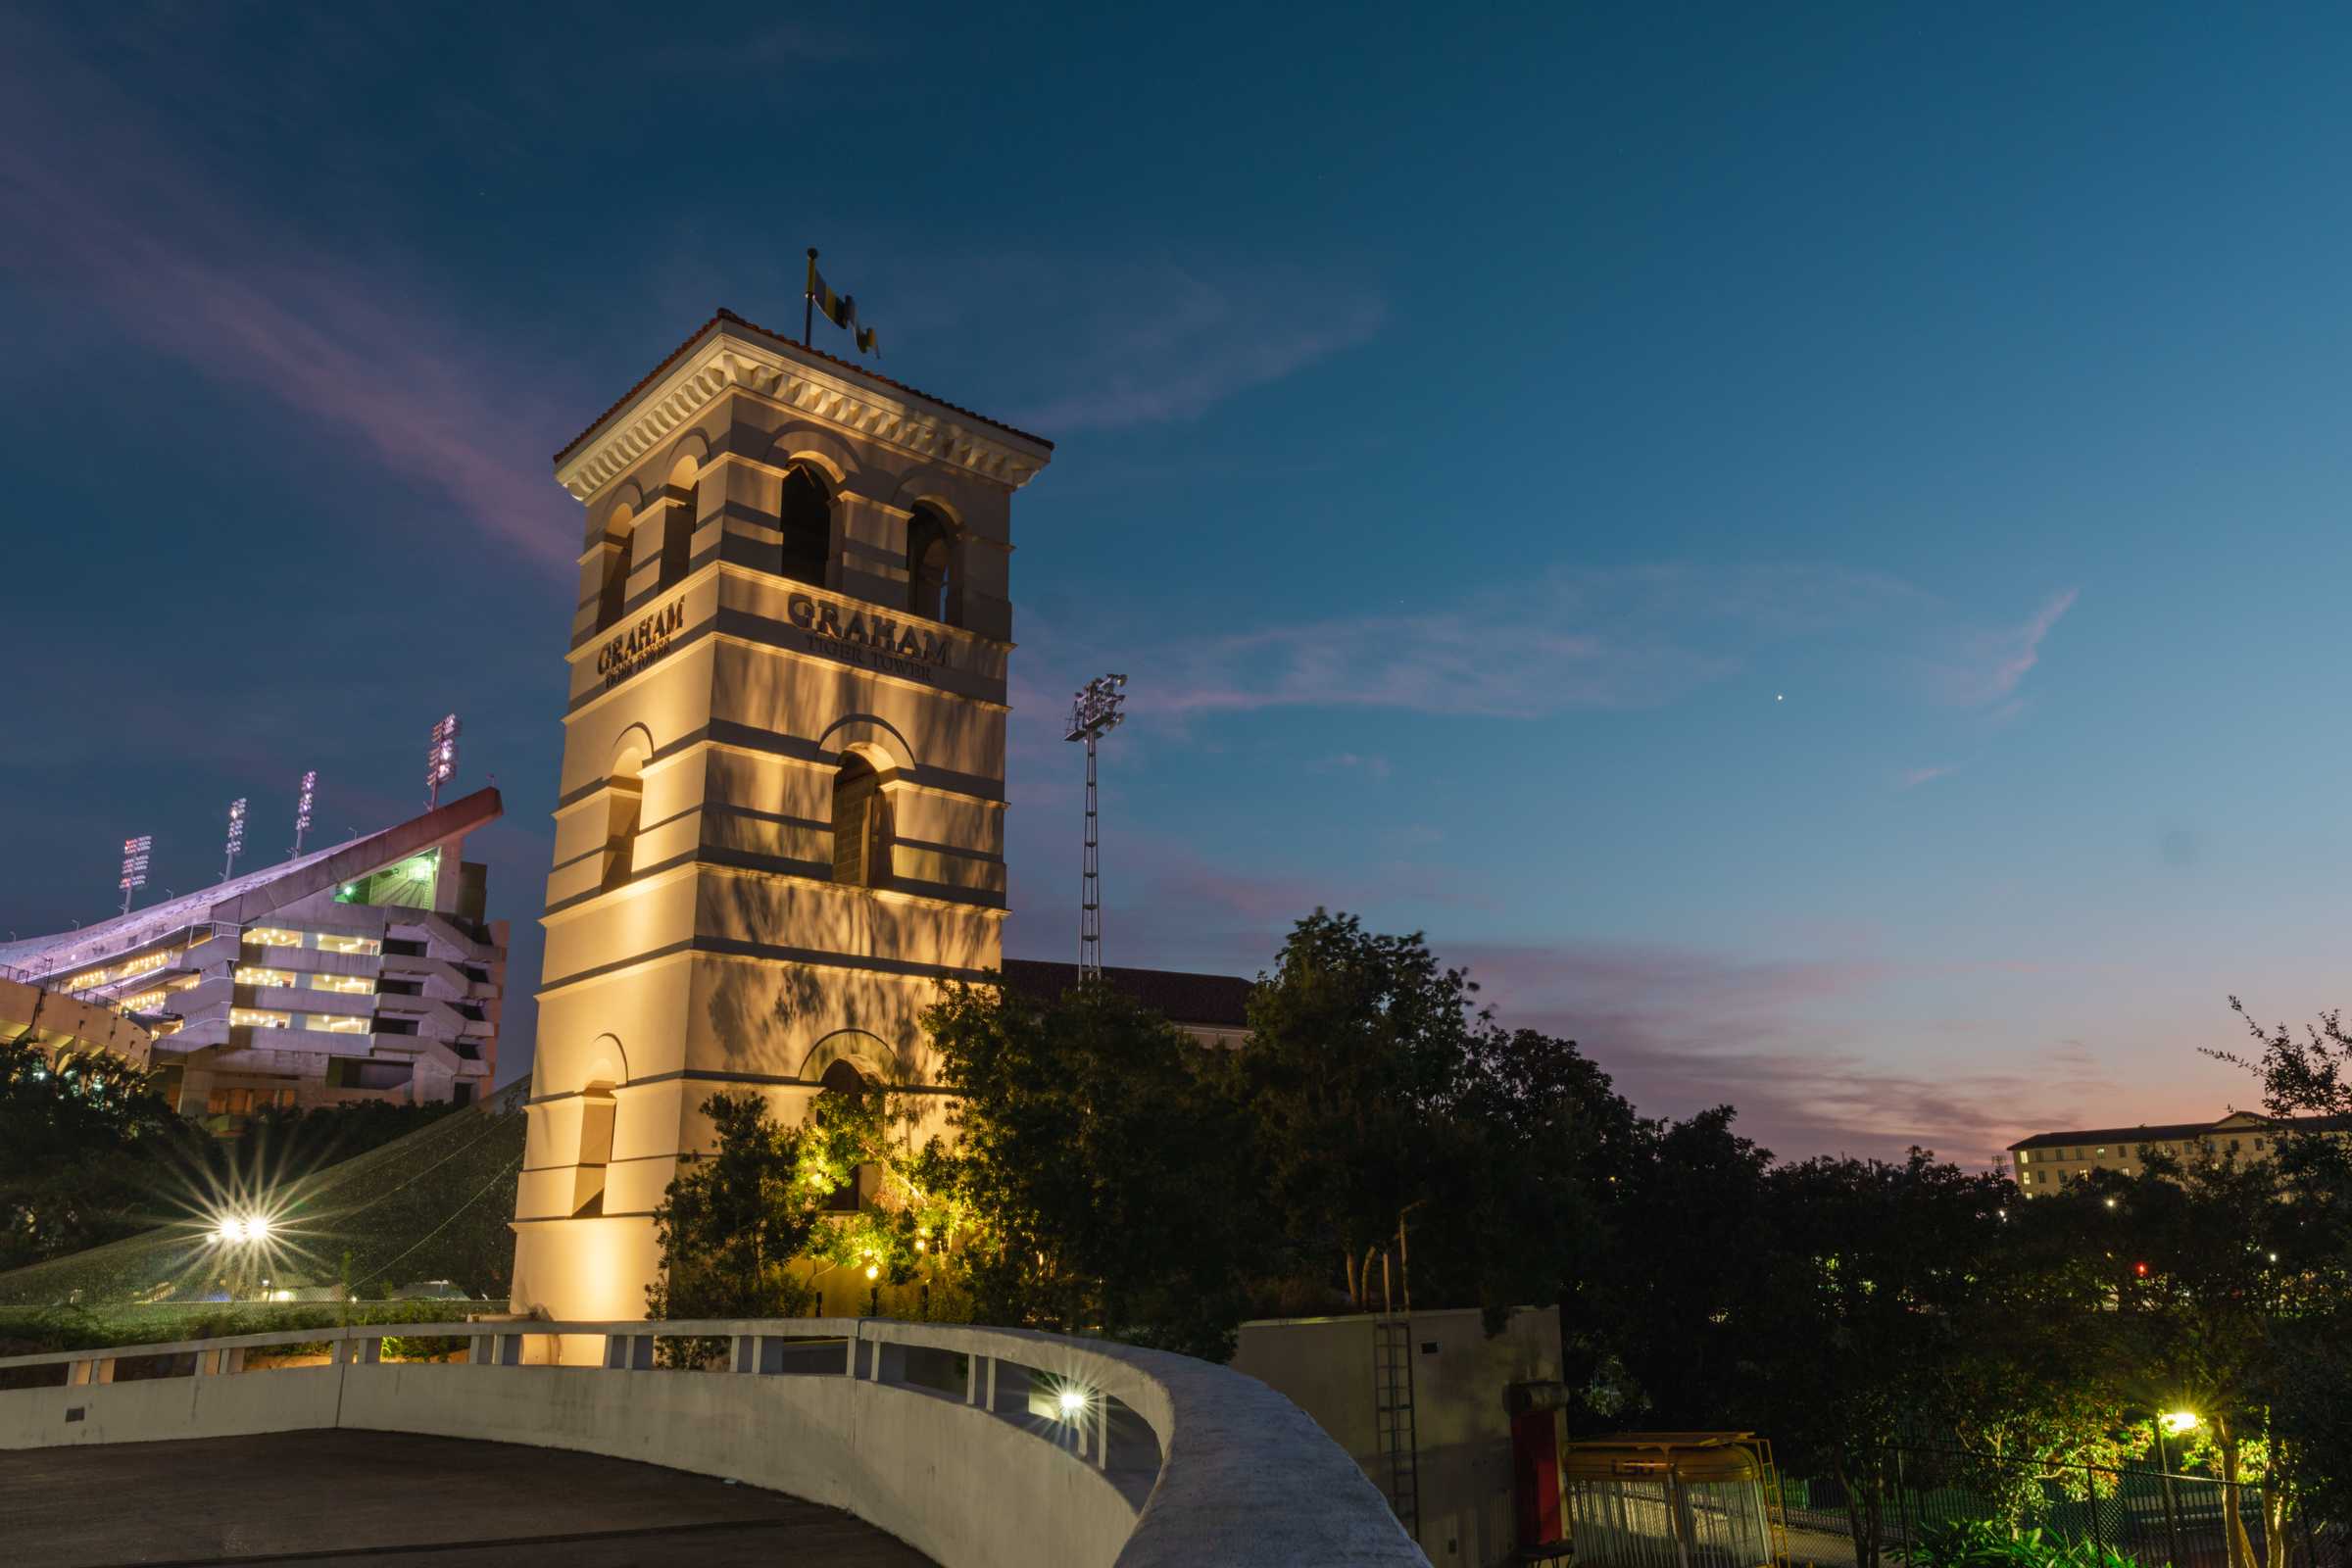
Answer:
0 1036 183 1271
1743 1152 2014 1568
644 1092 820 1324
923 977 1263 1359
1576 1105 1770 1428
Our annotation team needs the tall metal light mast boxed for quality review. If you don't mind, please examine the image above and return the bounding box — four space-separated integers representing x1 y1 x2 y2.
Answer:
426 713 461 808
221 798 248 881
119 835 151 916
291 770 317 857
1065 673 1128 982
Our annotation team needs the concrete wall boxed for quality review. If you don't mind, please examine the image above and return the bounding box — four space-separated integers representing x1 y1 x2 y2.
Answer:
0 1317 1429 1568
1232 1307 1561 1568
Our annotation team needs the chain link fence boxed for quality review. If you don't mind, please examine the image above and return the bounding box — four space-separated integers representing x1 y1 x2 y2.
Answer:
1780 1446 2341 1568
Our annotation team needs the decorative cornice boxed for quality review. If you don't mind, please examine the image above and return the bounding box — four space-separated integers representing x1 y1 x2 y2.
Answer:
555 318 1054 504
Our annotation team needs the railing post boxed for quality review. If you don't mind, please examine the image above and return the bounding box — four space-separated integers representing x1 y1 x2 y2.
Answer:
1095 1396 1109 1471
845 1332 858 1378
966 1354 985 1405
986 1355 1000 1411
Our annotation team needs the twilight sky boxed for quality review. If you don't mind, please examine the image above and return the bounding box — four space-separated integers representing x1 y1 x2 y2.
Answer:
6 4 2350 1165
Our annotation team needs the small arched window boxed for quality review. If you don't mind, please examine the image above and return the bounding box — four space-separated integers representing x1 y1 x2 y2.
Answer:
818 1058 868 1211
906 504 957 625
830 754 890 889
603 744 646 893
595 505 633 631
660 459 697 592
779 464 831 587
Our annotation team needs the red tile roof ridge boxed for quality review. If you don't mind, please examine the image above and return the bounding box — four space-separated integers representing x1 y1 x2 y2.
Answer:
552 308 1054 467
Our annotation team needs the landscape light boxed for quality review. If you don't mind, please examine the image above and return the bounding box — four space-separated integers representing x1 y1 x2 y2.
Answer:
1056 1388 1088 1419
2161 1410 2200 1436
2105 1198 2118 1209
864 1263 880 1282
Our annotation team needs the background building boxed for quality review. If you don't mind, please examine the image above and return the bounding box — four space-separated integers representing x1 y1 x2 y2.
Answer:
0 788 507 1124
2005 1108 2335 1193
1000 958 1251 1048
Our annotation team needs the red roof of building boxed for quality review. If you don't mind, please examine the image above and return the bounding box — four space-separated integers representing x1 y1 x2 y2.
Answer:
553 308 1054 466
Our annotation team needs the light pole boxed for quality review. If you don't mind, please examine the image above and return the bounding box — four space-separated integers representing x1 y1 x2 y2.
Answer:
118 835 151 916
426 713 461 808
1065 674 1128 983
222 798 248 882
2157 1409 2197 1568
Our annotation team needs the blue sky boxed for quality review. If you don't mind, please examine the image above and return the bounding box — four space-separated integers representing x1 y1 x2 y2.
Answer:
6 3 2351 1162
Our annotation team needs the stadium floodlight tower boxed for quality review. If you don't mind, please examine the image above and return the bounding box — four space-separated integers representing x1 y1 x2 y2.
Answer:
221 797 247 881
425 713 461 808
118 835 151 916
1065 673 1128 982
291 770 317 857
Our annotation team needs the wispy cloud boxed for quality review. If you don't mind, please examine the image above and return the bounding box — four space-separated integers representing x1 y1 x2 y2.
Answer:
1900 764 1958 789
1921 588 2080 708
1454 938 2119 1163
867 252 1386 433
1310 753 1393 779
0 32 580 570
1105 564 2073 723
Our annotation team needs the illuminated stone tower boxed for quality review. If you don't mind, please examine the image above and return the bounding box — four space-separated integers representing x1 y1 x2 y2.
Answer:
511 311 1052 1336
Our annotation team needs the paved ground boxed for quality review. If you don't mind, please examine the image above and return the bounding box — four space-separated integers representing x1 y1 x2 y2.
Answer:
0 1429 937 1565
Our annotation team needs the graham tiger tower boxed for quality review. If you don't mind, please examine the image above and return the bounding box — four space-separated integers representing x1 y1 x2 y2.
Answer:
512 310 1052 1339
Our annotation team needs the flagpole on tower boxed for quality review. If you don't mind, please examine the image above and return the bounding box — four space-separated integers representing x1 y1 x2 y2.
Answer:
805 249 817 348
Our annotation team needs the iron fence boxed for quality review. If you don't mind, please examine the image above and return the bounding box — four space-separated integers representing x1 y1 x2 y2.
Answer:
1779 1445 2340 1568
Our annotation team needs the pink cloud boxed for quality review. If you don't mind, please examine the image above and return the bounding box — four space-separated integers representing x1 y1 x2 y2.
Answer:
1085 565 2076 724
1924 589 2080 708
0 42 579 570
1900 764 1958 789
1450 937 2117 1164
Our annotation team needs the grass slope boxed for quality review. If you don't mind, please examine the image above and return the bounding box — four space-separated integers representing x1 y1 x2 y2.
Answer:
0 1096 526 1326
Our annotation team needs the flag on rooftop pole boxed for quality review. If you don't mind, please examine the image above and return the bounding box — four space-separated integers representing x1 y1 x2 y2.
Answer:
804 249 882 359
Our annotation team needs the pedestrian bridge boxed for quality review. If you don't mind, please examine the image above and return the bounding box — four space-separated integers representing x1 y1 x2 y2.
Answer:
0 1316 1429 1567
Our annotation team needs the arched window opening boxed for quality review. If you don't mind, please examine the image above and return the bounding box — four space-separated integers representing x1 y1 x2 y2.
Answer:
595 506 633 631
660 462 697 592
905 504 958 626
818 1058 868 1212
778 464 831 587
571 1081 617 1217
830 754 891 889
602 748 646 893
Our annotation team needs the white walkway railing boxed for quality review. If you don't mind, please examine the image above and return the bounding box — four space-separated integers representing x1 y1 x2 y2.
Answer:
0 1316 1429 1568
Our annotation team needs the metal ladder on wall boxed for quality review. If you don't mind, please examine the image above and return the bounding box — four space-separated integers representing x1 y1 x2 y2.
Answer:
1372 1319 1421 1537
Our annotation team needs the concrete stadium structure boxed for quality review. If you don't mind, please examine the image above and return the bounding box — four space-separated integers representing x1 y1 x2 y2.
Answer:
0 790 508 1121
0 974 154 1072
0 1317 1430 1567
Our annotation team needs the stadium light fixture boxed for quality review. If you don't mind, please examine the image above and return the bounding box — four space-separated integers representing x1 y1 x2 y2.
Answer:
119 835 152 916
1065 673 1129 982
426 713 462 808
222 798 248 881
292 771 317 857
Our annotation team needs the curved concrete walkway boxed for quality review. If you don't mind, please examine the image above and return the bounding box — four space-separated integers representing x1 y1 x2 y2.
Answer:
0 1428 935 1566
